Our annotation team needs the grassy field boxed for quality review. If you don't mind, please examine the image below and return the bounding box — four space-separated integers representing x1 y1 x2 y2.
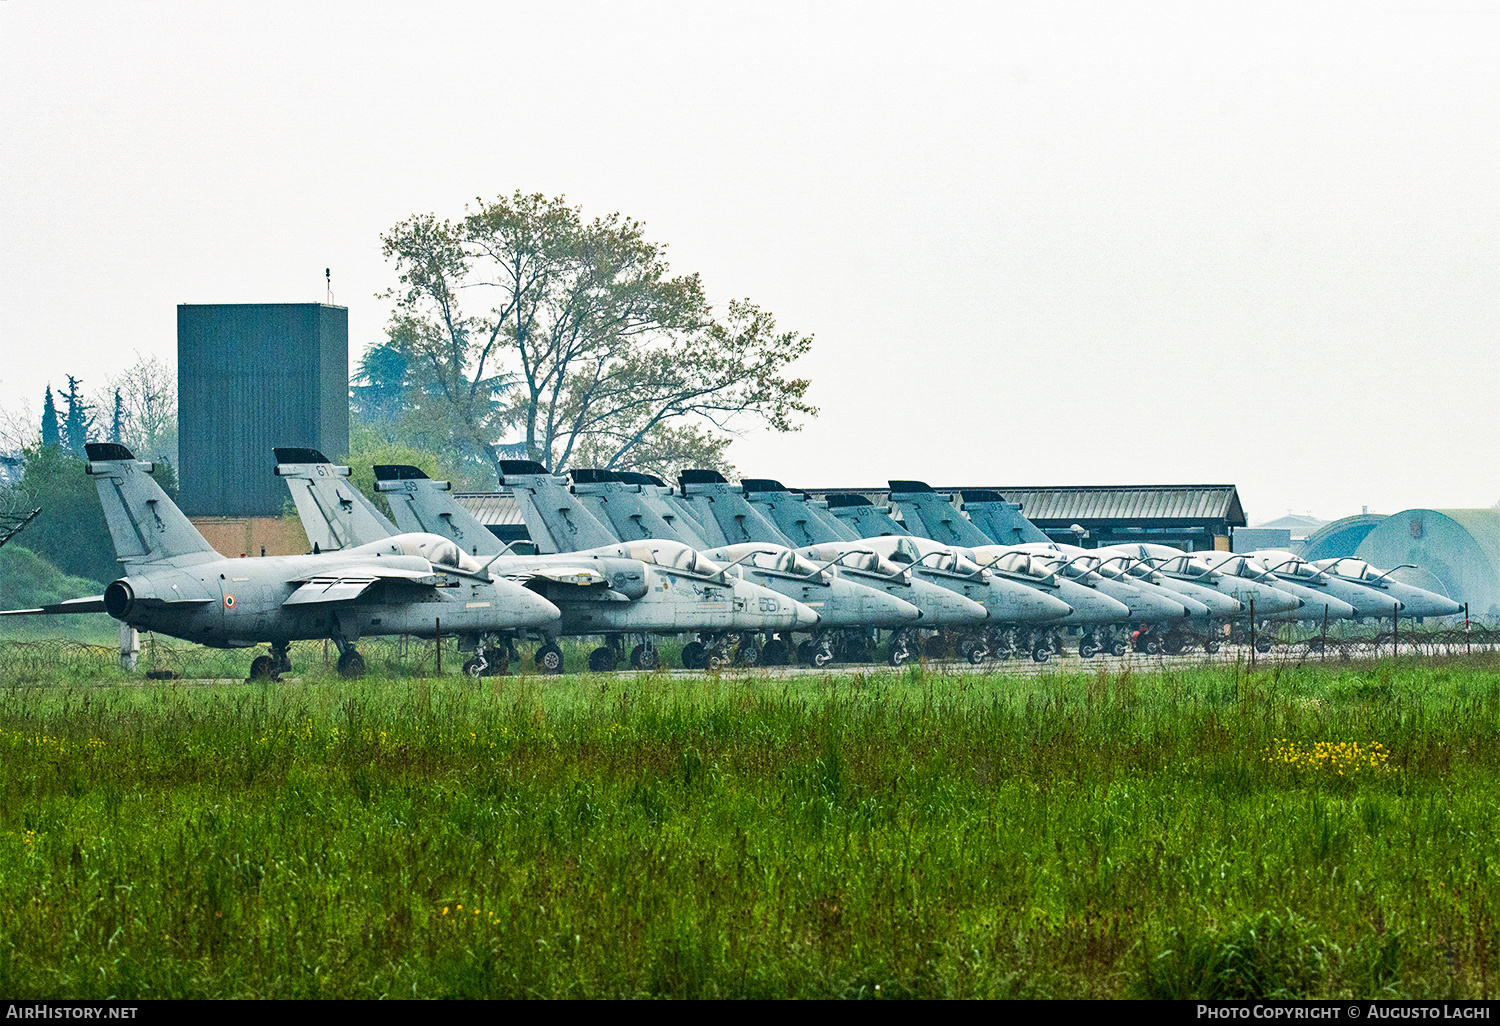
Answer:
3 655 1500 998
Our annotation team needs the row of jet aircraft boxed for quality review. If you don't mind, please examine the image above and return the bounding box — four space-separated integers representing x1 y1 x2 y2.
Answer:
2 446 1463 677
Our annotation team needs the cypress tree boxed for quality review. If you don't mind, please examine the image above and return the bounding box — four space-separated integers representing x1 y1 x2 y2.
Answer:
40 387 60 448
111 388 125 444
62 375 91 455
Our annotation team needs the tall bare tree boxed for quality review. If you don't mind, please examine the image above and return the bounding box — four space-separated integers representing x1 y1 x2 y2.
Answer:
379 192 815 482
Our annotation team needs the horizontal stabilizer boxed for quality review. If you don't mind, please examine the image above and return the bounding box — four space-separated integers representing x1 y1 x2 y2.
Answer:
374 464 429 481
507 566 610 588
570 469 621 484
273 447 332 465
85 442 135 462
0 595 108 616
498 459 550 477
616 471 666 487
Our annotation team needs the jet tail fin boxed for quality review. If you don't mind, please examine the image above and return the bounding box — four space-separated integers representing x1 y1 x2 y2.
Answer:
495 463 620 554
84 443 219 566
373 464 510 557
273 448 395 551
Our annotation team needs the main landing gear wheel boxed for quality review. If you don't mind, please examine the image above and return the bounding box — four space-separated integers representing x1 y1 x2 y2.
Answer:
735 640 761 667
629 644 658 670
1109 640 1128 658
535 643 565 674
1254 637 1273 654
681 641 706 670
1079 640 1099 659
1031 644 1050 663
588 647 619 672
336 650 366 679
1204 639 1221 654
249 655 275 680
796 640 814 665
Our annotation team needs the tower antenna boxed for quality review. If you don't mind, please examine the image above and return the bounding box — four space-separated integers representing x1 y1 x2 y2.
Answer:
325 267 333 305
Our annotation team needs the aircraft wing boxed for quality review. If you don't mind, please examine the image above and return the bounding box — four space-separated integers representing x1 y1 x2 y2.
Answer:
500 566 610 588
0 596 109 616
283 564 449 606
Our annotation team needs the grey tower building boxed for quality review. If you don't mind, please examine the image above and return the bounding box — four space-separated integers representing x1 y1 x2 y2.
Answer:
177 304 348 517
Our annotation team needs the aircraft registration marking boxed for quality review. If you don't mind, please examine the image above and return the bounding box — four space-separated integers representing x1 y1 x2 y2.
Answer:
466 601 491 608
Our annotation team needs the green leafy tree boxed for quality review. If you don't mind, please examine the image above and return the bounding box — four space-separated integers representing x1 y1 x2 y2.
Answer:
3 445 118 583
378 191 815 483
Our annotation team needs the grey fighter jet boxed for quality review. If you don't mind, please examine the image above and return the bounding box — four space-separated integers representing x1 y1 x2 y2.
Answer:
1 444 561 678
277 453 818 673
1309 558 1463 621
1243 550 1400 622
1129 544 1304 620
700 543 921 666
1095 544 1244 621
1192 551 1353 623
861 536 1082 662
795 543 990 665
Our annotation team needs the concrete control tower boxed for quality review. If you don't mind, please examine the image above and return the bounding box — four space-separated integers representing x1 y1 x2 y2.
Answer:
177 303 348 554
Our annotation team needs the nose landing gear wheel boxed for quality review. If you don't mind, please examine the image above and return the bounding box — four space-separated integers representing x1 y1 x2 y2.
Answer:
1204 639 1221 654
249 655 275 680
1079 641 1099 659
336 650 366 679
535 643 565 674
463 655 488 678
587 647 618 672
966 646 987 665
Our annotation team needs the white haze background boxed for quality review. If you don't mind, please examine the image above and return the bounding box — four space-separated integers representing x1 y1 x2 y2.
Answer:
2 1 1496 521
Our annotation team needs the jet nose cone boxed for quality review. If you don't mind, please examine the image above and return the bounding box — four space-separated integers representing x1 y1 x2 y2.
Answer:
794 601 821 627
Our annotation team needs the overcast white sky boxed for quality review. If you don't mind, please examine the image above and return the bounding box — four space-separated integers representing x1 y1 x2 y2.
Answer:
2 1 1496 522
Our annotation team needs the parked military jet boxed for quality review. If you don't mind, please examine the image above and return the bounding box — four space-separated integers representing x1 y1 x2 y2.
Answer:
698 543 921 666
1188 550 1352 623
1126 543 1304 620
1 444 561 678
1308 558 1463 620
1242 550 1401 621
858 536 1085 662
276 453 819 673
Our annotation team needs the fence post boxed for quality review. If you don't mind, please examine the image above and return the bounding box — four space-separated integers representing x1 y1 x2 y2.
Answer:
1322 604 1329 663
1466 603 1471 655
1249 599 1256 669
1392 604 1399 659
436 617 442 676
